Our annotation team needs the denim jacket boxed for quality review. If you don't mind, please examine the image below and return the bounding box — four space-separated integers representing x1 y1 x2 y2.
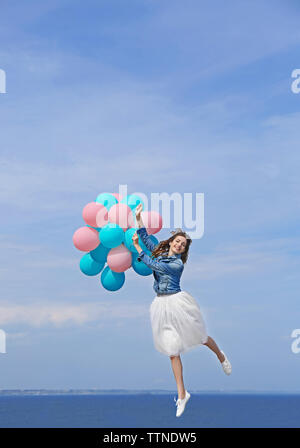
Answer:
136 227 184 295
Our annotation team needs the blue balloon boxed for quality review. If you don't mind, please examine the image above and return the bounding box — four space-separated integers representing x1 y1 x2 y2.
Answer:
95 193 118 211
121 195 144 213
90 243 109 263
124 228 159 254
101 266 125 291
124 228 138 253
80 253 105 276
140 240 149 253
131 253 152 276
99 223 124 249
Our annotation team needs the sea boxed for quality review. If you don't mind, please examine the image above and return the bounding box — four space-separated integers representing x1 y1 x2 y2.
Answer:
0 390 299 428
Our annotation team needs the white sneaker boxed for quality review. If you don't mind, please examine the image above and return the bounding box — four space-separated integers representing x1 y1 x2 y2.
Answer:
174 390 191 417
220 350 232 375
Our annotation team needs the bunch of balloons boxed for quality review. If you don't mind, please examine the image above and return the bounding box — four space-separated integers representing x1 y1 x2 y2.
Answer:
72 192 163 291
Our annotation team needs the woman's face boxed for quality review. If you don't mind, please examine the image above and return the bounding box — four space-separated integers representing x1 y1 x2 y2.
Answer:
170 235 187 254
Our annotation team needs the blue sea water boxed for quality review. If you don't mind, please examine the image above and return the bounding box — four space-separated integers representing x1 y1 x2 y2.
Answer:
0 392 299 428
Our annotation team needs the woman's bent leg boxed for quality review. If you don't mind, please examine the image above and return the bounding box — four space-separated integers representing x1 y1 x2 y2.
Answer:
170 355 186 399
203 336 225 363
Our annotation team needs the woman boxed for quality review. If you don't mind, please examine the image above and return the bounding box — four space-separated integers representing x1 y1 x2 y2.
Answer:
132 203 232 417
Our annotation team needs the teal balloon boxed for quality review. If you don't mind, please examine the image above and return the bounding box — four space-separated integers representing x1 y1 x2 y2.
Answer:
124 228 158 254
99 223 124 249
90 243 109 263
95 193 117 211
131 253 152 276
124 228 138 253
121 195 144 213
140 240 148 253
101 266 125 291
80 253 105 276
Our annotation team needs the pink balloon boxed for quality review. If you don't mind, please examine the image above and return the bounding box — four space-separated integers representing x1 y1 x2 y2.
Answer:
108 203 135 231
72 227 100 251
96 206 109 228
111 193 123 202
82 202 106 227
141 211 162 234
107 244 132 272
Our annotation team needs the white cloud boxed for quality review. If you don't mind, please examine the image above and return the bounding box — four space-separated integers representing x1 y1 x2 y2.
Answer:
0 236 42 253
144 0 300 84
0 301 149 328
185 237 300 280
5 332 28 340
0 87 299 241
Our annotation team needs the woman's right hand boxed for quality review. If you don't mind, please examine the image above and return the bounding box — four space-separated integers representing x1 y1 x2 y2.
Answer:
132 232 139 247
135 203 143 220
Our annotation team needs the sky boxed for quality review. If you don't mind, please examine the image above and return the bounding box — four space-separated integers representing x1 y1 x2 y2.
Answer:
0 0 300 392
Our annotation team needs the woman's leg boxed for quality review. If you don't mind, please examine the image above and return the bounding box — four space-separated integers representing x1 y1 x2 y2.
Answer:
169 337 225 399
170 355 186 399
203 336 225 363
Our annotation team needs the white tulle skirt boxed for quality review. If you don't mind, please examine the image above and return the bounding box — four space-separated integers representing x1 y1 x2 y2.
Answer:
150 290 209 357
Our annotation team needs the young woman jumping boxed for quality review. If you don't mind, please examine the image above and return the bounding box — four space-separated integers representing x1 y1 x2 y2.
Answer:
132 203 232 417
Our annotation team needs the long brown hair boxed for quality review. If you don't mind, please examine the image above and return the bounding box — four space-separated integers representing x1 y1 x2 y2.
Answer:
151 231 192 264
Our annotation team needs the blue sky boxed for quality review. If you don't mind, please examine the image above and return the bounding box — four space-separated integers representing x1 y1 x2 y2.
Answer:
0 0 300 392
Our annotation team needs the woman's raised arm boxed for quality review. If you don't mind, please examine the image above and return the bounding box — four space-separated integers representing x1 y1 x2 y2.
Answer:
135 203 143 228
136 227 158 252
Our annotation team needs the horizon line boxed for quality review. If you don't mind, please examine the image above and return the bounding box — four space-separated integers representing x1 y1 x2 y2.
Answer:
0 388 300 395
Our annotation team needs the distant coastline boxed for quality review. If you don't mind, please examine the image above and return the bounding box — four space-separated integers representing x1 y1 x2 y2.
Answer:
0 389 299 396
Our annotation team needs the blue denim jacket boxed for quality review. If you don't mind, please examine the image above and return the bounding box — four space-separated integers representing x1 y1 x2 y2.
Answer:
136 227 184 295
